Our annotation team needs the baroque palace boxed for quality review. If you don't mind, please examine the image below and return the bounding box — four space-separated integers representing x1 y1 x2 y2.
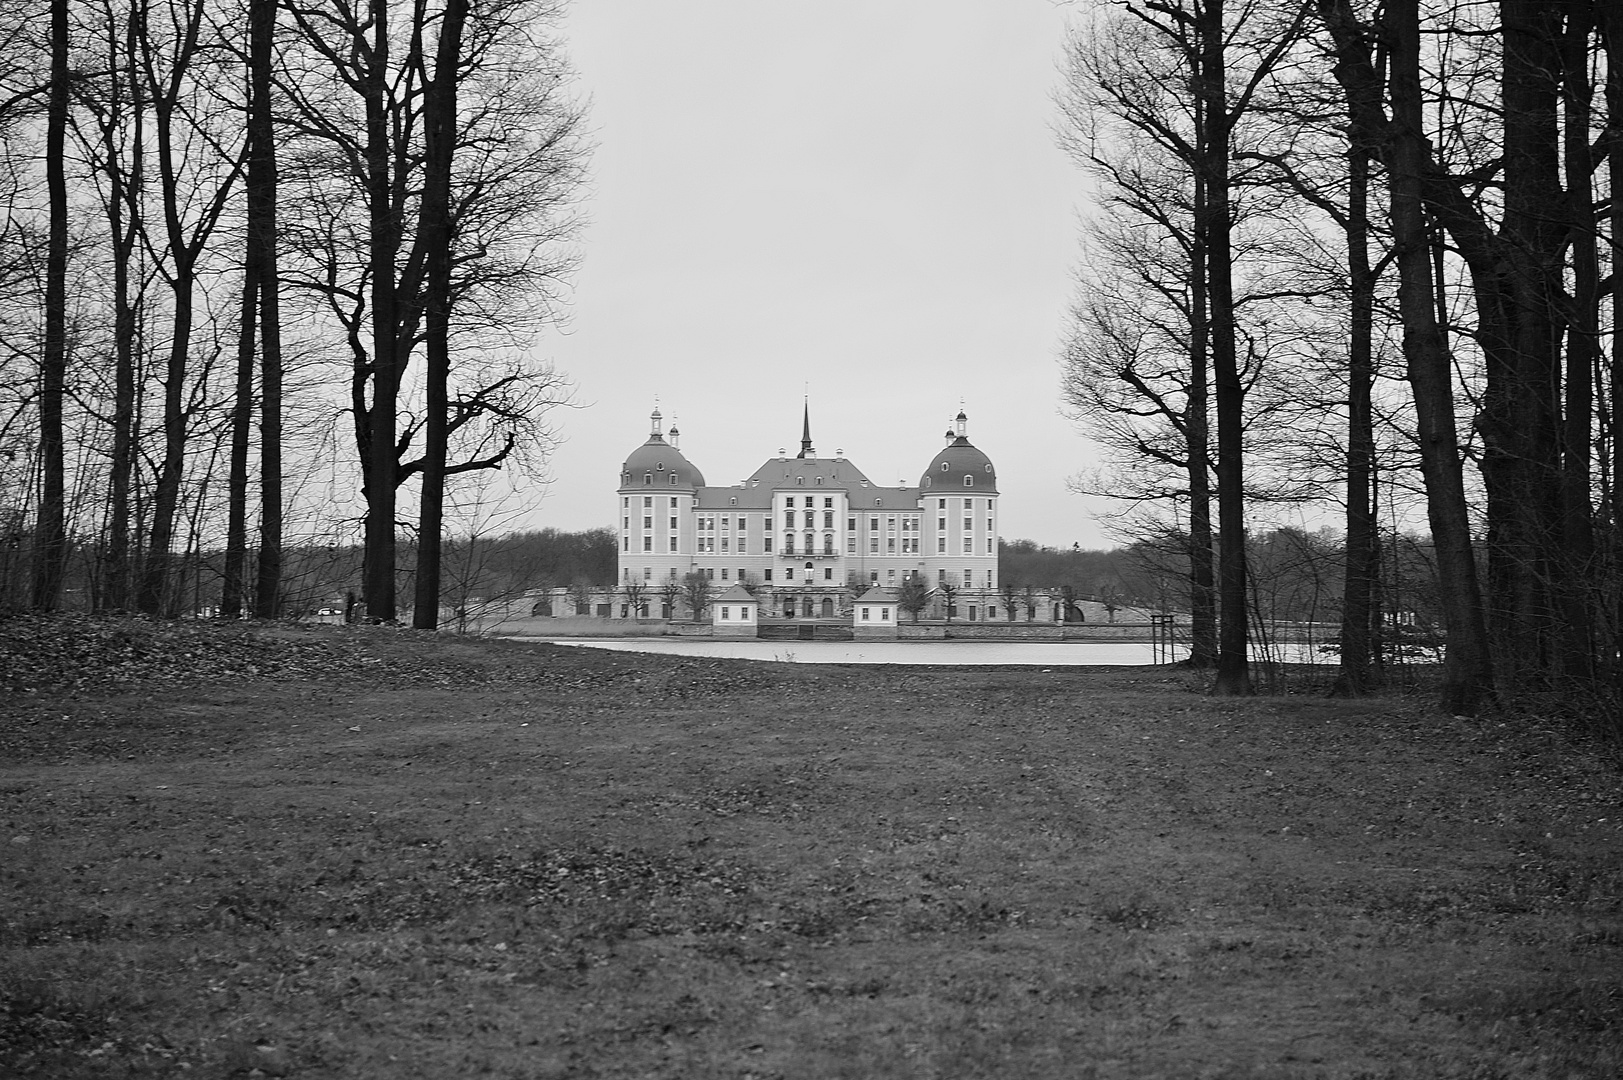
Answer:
618 405 1001 621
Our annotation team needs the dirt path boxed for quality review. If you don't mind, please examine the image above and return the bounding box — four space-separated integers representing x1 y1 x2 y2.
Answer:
2 620 1620 1078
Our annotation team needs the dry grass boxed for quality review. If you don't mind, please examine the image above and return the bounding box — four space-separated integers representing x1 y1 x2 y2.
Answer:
2 620 1620 1078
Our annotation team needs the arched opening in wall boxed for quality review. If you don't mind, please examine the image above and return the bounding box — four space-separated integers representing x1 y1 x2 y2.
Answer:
820 598 834 618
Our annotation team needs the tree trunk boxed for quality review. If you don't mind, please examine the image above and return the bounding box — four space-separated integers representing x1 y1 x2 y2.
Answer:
1197 0 1252 695
1556 1 1597 678
412 0 468 631
1385 0 1493 713
362 0 402 622
30 0 70 612
1333 143 1378 696
1471 0 1566 687
1186 164 1218 669
249 0 282 621
221 255 259 619
99 7 144 613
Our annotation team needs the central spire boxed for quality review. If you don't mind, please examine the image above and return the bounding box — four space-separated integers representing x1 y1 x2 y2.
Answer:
798 398 814 458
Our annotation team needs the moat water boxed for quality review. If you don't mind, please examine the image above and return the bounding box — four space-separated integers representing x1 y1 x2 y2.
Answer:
526 639 1191 666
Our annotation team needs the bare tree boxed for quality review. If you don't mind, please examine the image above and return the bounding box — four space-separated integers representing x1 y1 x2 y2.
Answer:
681 569 713 620
28 0 68 611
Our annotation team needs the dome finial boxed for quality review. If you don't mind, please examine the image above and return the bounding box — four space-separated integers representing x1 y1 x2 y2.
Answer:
650 400 663 438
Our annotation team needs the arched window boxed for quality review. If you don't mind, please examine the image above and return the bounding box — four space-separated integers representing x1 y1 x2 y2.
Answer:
964 476 973 487
644 472 652 484
822 533 834 555
940 462 948 471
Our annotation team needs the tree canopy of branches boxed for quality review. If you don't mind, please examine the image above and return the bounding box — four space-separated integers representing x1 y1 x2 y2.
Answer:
1061 0 1623 714
0 0 585 624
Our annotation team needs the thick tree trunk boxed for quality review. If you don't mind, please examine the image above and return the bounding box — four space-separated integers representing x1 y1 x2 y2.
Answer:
1186 167 1218 669
1197 0 1252 695
1556 2 1597 678
1386 0 1493 713
249 0 282 621
362 0 402 622
1472 0 1567 686
30 0 70 612
1333 144 1378 696
412 0 468 631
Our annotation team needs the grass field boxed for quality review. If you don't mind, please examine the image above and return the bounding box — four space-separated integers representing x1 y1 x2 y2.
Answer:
2 618 1620 1078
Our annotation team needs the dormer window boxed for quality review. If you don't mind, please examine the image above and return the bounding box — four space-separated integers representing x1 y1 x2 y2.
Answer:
657 462 664 470
964 476 973 487
669 474 677 485
940 462 948 471
644 473 652 484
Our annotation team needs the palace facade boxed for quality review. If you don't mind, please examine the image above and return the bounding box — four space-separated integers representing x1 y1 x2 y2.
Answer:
617 406 1000 620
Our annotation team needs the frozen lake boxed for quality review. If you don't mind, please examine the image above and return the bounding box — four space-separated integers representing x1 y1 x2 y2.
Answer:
520 638 1189 666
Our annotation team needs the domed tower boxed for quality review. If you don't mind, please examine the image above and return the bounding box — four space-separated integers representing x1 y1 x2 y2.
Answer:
618 408 706 586
919 410 1000 596
920 411 997 494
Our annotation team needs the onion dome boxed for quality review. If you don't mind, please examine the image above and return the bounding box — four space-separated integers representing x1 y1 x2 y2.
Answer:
919 410 997 493
620 408 705 489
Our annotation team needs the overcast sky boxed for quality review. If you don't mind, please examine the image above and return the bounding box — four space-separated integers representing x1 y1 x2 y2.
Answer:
524 0 1116 549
